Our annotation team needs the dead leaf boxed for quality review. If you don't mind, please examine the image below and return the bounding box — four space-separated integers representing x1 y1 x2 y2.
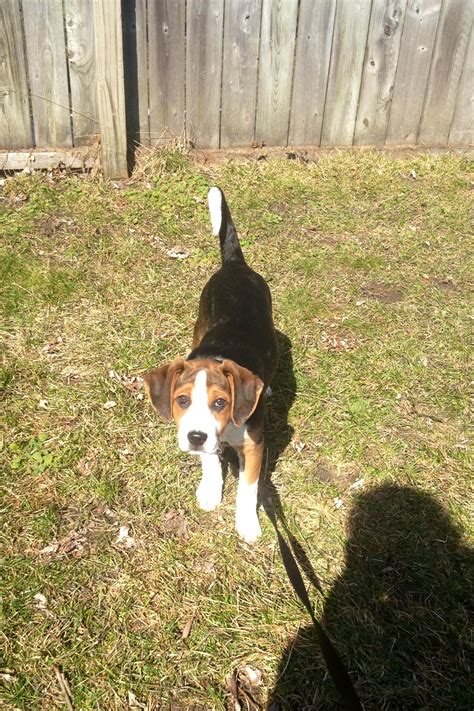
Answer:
127 690 147 709
181 612 195 640
41 335 63 355
39 543 59 556
396 396 416 416
291 438 306 453
242 665 262 687
227 665 263 711
115 525 136 548
160 509 189 539
348 478 365 492
104 507 117 522
61 367 81 384
0 669 17 683
33 592 48 609
321 330 360 352
38 530 87 559
108 371 144 399
166 247 189 259
77 454 96 476
103 400 117 409
38 399 48 410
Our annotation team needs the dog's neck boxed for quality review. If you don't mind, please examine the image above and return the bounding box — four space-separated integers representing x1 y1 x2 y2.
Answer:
186 351 224 363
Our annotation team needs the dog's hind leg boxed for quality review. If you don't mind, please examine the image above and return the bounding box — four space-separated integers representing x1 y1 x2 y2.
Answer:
196 453 223 511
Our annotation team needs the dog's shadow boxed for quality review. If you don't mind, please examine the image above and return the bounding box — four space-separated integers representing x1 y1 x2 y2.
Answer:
264 331 297 481
223 331 322 592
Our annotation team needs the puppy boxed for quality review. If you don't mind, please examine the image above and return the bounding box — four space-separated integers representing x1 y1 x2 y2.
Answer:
144 187 278 542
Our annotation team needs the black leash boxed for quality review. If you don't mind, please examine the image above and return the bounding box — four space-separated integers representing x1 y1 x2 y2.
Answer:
263 500 363 710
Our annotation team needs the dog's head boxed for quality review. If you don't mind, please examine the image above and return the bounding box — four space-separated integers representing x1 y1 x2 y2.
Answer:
144 359 263 454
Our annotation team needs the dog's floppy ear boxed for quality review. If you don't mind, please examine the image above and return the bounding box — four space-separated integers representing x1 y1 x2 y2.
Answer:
222 360 264 427
144 358 185 420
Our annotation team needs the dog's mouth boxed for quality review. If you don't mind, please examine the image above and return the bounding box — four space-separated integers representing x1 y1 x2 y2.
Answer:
179 436 220 455
184 446 220 456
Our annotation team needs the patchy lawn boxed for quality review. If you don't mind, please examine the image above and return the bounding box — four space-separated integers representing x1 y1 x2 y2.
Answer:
1 150 472 710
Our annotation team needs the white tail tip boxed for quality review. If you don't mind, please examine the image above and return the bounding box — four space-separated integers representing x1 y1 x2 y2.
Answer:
208 187 222 236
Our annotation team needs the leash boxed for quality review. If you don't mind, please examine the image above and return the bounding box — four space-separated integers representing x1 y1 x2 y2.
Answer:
263 500 363 710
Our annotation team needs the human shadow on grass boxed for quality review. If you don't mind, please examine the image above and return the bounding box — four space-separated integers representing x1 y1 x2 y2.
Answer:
268 484 474 709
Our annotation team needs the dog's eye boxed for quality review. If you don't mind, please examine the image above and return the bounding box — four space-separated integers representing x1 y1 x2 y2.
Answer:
176 395 190 408
213 398 227 410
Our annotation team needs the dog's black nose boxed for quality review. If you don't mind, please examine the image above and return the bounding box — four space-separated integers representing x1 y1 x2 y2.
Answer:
187 430 208 448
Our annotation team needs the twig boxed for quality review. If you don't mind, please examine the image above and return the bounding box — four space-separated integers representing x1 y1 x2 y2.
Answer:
54 666 74 711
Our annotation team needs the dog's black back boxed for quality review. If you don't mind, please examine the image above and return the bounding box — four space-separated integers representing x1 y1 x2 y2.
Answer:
188 188 278 386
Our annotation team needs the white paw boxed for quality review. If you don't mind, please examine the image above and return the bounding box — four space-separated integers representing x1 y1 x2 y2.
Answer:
236 513 262 544
196 481 222 511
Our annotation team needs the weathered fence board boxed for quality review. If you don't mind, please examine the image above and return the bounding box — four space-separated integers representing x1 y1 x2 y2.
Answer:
321 0 372 146
2 0 473 172
255 0 298 146
386 0 442 145
186 0 224 148
148 0 185 145
418 0 473 144
0 147 98 171
0 0 32 149
93 0 128 176
221 0 262 148
23 0 72 148
354 0 408 145
64 0 99 146
289 0 336 146
449 23 473 146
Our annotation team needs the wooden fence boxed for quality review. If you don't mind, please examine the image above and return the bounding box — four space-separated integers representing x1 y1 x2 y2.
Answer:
0 0 472 176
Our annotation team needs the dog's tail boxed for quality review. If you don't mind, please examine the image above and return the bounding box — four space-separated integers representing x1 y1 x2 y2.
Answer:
207 187 245 264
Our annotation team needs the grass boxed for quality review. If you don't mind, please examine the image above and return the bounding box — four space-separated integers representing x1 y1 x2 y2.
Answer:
1 149 473 710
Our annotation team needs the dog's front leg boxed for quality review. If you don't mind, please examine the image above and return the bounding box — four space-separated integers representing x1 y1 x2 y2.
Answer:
196 453 223 511
235 439 263 543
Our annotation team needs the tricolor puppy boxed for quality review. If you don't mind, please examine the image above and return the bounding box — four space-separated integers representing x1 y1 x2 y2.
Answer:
144 187 278 543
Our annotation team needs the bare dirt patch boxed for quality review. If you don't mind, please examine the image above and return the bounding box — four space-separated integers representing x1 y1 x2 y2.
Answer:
364 281 403 303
